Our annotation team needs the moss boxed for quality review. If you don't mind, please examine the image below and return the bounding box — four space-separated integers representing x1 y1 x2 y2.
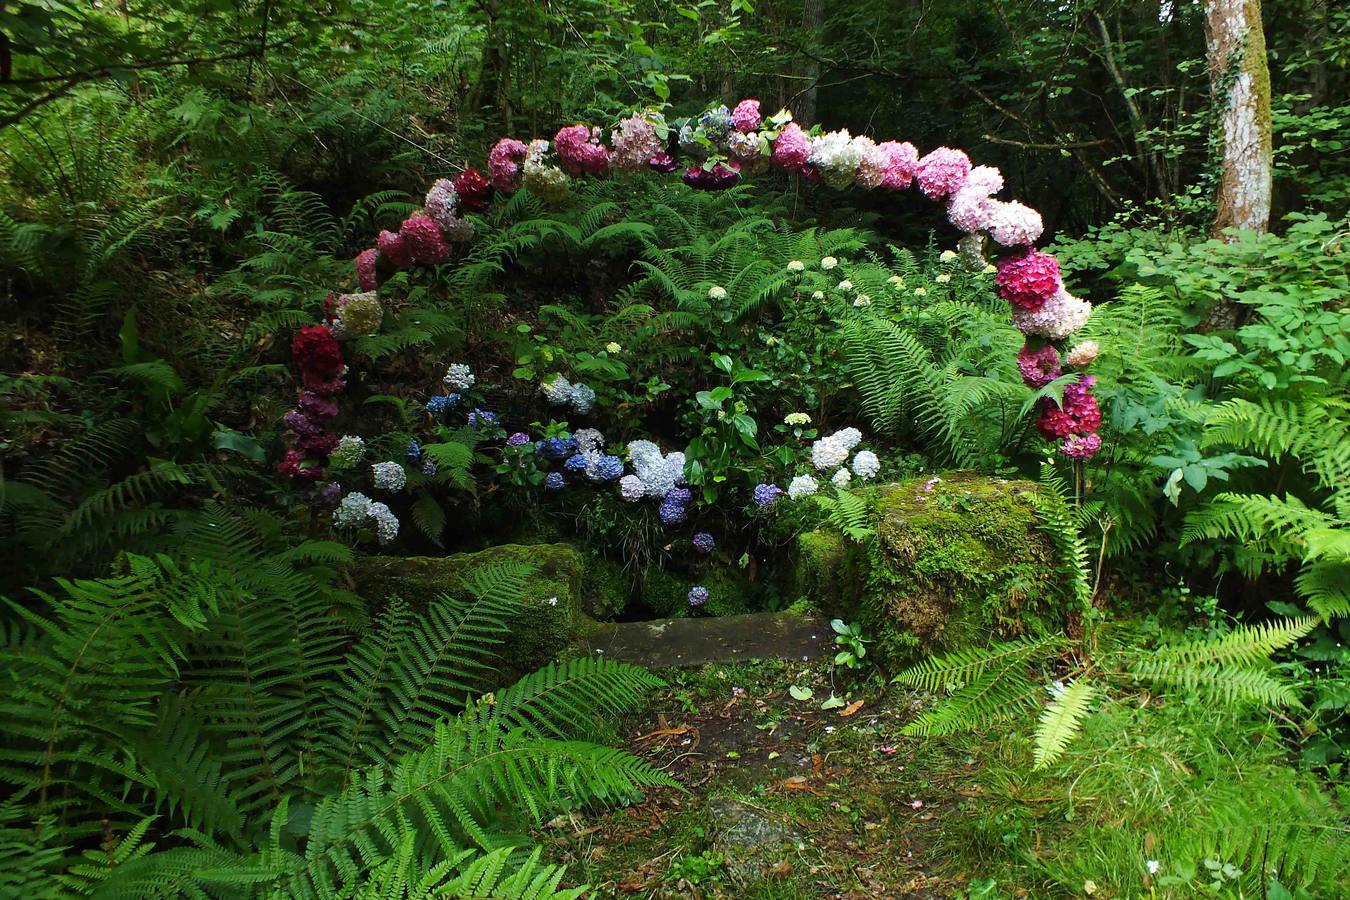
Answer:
348 543 590 682
859 473 1065 669
579 551 631 620
642 565 755 619
793 529 866 615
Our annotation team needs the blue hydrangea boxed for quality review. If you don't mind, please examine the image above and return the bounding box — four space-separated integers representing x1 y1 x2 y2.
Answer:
753 483 783 506
544 472 565 492
589 454 624 482
425 394 459 416
692 531 715 554
420 456 437 477
699 105 733 142
564 454 589 474
665 486 693 506
406 438 421 462
467 408 498 429
688 585 709 607
506 432 530 447
659 499 688 526
536 436 578 461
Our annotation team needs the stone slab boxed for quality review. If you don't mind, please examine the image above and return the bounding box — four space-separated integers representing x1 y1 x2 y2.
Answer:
577 611 833 668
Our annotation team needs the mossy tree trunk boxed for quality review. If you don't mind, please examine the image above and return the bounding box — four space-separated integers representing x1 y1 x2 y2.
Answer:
1204 0 1273 238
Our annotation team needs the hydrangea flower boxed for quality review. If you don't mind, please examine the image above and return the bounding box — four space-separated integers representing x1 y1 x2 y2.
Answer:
377 229 414 269
334 491 374 529
536 436 578 461
771 122 811 174
589 454 625 482
832 468 852 489
853 293 872 307
564 453 589 475
986 200 1044 247
708 285 727 301
658 498 688 526
610 111 665 172
467 408 498 429
488 138 529 192
372 461 406 491
314 481 343 507
692 531 715 553
1065 341 1099 368
1011 288 1092 340
443 363 475 391
542 373 573 405
688 586 709 607
330 435 366 469
420 456 438 477
727 131 766 172
808 129 865 189
731 98 761 133
423 178 459 229
554 124 610 176
877 141 919 190
811 429 862 470
1016 343 1063 389
425 394 458 416
915 147 972 200
753 483 784 506
665 486 693 506
606 342 622 353
820 256 838 270
995 249 1063 312
619 474 646 502
368 501 399 544
1061 432 1103 460
406 438 421 462
574 428 605 453
682 161 740 191
788 474 819 499
506 431 530 447
569 383 596 415
522 140 569 202
699 105 734 143
544 471 565 491
787 260 805 273
453 168 492 213
355 248 379 291
330 291 382 338
399 214 451 266
852 450 881 480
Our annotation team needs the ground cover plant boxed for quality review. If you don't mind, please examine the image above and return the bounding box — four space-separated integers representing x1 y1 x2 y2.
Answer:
1 0 1348 897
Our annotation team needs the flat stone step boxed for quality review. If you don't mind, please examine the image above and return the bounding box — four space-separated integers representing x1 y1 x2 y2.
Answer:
578 611 833 668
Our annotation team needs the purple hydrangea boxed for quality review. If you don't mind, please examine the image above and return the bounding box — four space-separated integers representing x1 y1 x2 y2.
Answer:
406 438 421 462
420 456 438 477
665 487 693 506
544 472 565 491
688 586 709 607
314 481 343 507
467 408 498 428
590 455 625 482
506 432 530 447
753 483 784 506
692 532 715 554
536 436 578 461
659 499 688 526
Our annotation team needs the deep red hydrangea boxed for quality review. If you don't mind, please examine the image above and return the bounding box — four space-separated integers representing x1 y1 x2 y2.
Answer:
292 324 343 379
453 167 491 212
554 125 611 176
682 161 741 191
995 249 1063 311
297 431 340 457
355 248 379 291
377 229 414 269
1036 401 1078 440
399 214 450 265
648 151 679 173
1036 375 1101 439
1016 342 1062 389
276 449 325 481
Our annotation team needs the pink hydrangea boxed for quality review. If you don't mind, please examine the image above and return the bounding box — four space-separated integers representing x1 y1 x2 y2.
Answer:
963 165 1004 197
610 113 664 172
648 151 678 173
987 200 1044 247
424 179 459 229
554 124 610 176
771 122 811 174
996 249 1062 311
853 136 890 189
915 147 971 200
947 192 996 234
878 141 919 190
355 248 379 291
1011 288 1092 340
377 229 413 269
731 99 762 133
488 138 529 192
399 214 450 266
1061 432 1103 460
1065 341 1099 368
682 161 740 191
1016 343 1062 388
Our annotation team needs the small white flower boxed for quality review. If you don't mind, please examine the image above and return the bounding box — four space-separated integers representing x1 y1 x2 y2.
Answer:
708 285 727 301
936 273 951 283
852 294 872 307
836 279 853 291
443 363 475 392
913 287 927 296
1146 860 1160 875
820 256 838 270
939 249 958 262
545 596 559 607
784 412 811 426
787 259 805 273
605 341 622 354
811 290 825 300
887 274 903 285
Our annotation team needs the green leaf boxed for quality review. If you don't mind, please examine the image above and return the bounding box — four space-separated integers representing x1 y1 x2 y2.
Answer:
788 685 813 701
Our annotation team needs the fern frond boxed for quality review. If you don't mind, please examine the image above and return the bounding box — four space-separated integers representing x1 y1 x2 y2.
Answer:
893 634 1063 692
1032 679 1097 769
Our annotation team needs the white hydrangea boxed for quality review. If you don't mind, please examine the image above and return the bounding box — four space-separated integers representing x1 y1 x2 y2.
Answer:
837 280 853 291
1011 289 1093 340
939 249 958 263
333 491 373 529
1065 340 1100 368
852 450 881 480
330 435 366 469
812 290 825 300
788 474 819 499
811 435 850 471
542 373 573 405
574 428 605 453
835 428 863 450
569 382 596 414
368 501 399 544
831 468 852 489
820 256 838 270
853 294 872 307
619 474 646 502
808 129 865 188
371 461 406 491
787 260 805 273
784 412 811 426
708 285 727 301
936 273 951 283
443 363 475 391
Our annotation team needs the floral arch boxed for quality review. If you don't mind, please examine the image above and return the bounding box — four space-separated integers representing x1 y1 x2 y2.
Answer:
279 99 1103 547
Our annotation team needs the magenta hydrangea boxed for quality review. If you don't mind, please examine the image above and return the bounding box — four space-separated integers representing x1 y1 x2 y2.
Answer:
1061 432 1102 460
731 98 762 133
488 138 529 192
377 229 413 269
915 147 971 200
995 249 1063 311
1016 343 1062 389
355 248 379 291
771 122 811 174
877 141 919 190
399 214 450 266
554 124 610 176
683 161 740 191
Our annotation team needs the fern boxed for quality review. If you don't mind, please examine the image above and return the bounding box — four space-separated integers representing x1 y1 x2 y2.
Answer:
1032 678 1097 769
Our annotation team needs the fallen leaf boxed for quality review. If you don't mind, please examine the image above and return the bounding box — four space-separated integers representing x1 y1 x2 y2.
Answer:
767 859 792 879
820 693 846 710
840 699 865 717
789 685 814 701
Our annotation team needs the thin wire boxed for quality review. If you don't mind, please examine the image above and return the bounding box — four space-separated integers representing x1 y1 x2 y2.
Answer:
268 66 461 169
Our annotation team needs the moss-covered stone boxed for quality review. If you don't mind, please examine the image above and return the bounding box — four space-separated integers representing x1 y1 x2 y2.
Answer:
794 529 865 611
348 543 590 681
580 551 631 620
642 565 756 619
859 473 1065 669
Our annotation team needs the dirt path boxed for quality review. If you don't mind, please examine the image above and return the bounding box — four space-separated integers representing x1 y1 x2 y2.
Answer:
539 659 985 899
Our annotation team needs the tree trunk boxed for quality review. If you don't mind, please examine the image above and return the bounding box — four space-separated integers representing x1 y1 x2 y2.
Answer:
1203 0 1273 238
794 0 823 127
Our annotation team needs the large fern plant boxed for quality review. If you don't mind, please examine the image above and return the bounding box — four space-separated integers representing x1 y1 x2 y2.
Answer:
1 506 668 897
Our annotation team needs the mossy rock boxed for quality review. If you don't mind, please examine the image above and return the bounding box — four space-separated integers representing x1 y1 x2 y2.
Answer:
349 543 589 682
580 551 631 620
861 473 1065 669
794 529 865 612
642 565 756 619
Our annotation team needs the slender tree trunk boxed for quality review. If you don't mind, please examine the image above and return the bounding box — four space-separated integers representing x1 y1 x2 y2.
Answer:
1203 0 1273 237
795 0 822 127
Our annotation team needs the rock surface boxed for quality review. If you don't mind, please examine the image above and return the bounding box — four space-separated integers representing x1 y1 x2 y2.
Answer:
706 795 804 883
578 611 832 668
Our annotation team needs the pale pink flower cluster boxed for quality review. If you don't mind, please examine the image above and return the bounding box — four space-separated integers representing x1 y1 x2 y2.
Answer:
915 147 971 200
521 139 569 202
1011 288 1092 340
1065 341 1100 368
424 178 474 242
610 112 664 172
727 131 768 173
987 200 1044 247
